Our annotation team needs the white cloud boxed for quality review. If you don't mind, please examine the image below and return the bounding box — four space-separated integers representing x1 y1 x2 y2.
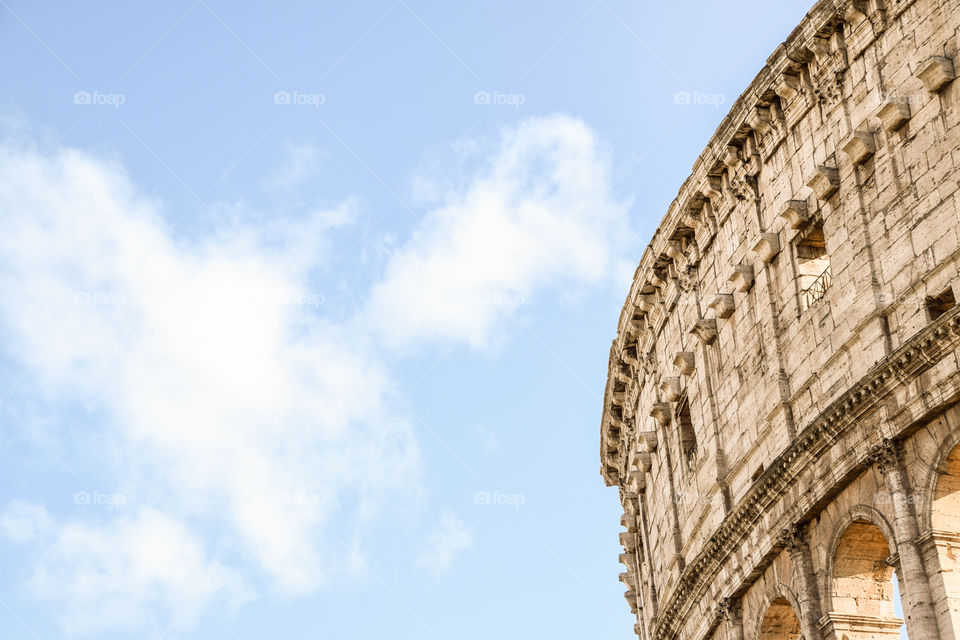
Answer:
26 508 253 637
416 511 472 576
267 142 324 191
0 140 421 633
366 115 637 350
0 114 634 634
0 500 52 543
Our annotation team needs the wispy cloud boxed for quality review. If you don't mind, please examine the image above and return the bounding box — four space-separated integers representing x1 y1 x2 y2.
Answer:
25 507 254 637
0 140 421 633
366 115 637 351
416 510 472 576
0 500 52 543
0 113 635 635
267 142 325 191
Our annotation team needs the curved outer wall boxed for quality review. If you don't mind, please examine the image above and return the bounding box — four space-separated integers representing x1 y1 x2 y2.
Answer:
601 0 960 638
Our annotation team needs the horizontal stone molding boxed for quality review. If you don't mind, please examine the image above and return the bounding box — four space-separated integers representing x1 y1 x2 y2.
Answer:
598 0 925 493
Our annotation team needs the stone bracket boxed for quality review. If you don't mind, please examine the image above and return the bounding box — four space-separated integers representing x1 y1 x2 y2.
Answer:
918 55 955 93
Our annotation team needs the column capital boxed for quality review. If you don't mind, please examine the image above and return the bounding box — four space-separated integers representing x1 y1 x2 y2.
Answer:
777 523 809 555
866 438 899 474
718 596 742 623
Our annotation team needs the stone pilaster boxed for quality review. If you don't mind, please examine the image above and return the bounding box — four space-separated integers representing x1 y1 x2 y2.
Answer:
778 524 824 640
869 440 943 638
917 528 960 638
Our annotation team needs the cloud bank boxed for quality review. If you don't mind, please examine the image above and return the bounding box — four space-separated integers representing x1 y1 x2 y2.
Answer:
0 141 420 635
0 114 635 635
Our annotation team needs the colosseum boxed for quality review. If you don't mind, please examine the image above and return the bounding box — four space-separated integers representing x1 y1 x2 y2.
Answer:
600 0 960 638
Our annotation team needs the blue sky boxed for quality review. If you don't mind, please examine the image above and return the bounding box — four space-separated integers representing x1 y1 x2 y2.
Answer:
0 2 811 638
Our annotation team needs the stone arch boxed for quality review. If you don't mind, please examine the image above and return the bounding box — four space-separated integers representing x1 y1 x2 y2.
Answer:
917 425 960 533
750 583 803 640
823 510 905 639
932 438 960 532
920 430 960 636
756 596 802 640
822 505 898 607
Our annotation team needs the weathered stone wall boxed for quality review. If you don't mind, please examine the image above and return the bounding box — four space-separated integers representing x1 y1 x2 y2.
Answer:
601 0 960 638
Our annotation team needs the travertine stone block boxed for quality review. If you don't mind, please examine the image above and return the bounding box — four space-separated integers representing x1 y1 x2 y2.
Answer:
637 294 656 312
638 430 658 453
690 318 718 344
709 293 735 319
728 265 755 292
681 209 701 229
918 55 955 92
665 240 683 260
780 200 810 228
842 0 869 21
673 352 695 376
877 100 911 131
700 175 722 200
775 73 801 100
660 377 680 401
807 165 840 200
634 452 652 473
746 107 773 135
722 145 739 167
650 402 671 426
841 130 877 164
752 233 781 264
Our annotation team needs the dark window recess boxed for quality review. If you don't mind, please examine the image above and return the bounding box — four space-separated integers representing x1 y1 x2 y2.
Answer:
927 288 956 321
796 221 832 311
676 396 697 463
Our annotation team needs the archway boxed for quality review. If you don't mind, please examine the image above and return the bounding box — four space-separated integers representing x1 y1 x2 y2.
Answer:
823 520 904 639
929 441 960 635
933 440 960 530
759 597 801 639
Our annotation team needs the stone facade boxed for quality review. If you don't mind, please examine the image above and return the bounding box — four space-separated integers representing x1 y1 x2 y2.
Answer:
600 0 960 638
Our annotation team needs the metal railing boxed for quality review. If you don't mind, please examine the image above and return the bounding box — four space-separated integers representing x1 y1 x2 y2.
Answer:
801 264 832 310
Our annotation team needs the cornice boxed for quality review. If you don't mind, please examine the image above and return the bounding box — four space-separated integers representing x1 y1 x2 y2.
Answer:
600 0 920 494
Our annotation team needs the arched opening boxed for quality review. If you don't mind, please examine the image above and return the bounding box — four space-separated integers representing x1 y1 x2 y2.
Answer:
933 442 960 531
930 441 960 634
759 597 801 639
825 519 904 639
795 219 832 311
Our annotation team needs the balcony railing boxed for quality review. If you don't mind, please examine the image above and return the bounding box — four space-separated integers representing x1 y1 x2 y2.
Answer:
801 264 832 310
